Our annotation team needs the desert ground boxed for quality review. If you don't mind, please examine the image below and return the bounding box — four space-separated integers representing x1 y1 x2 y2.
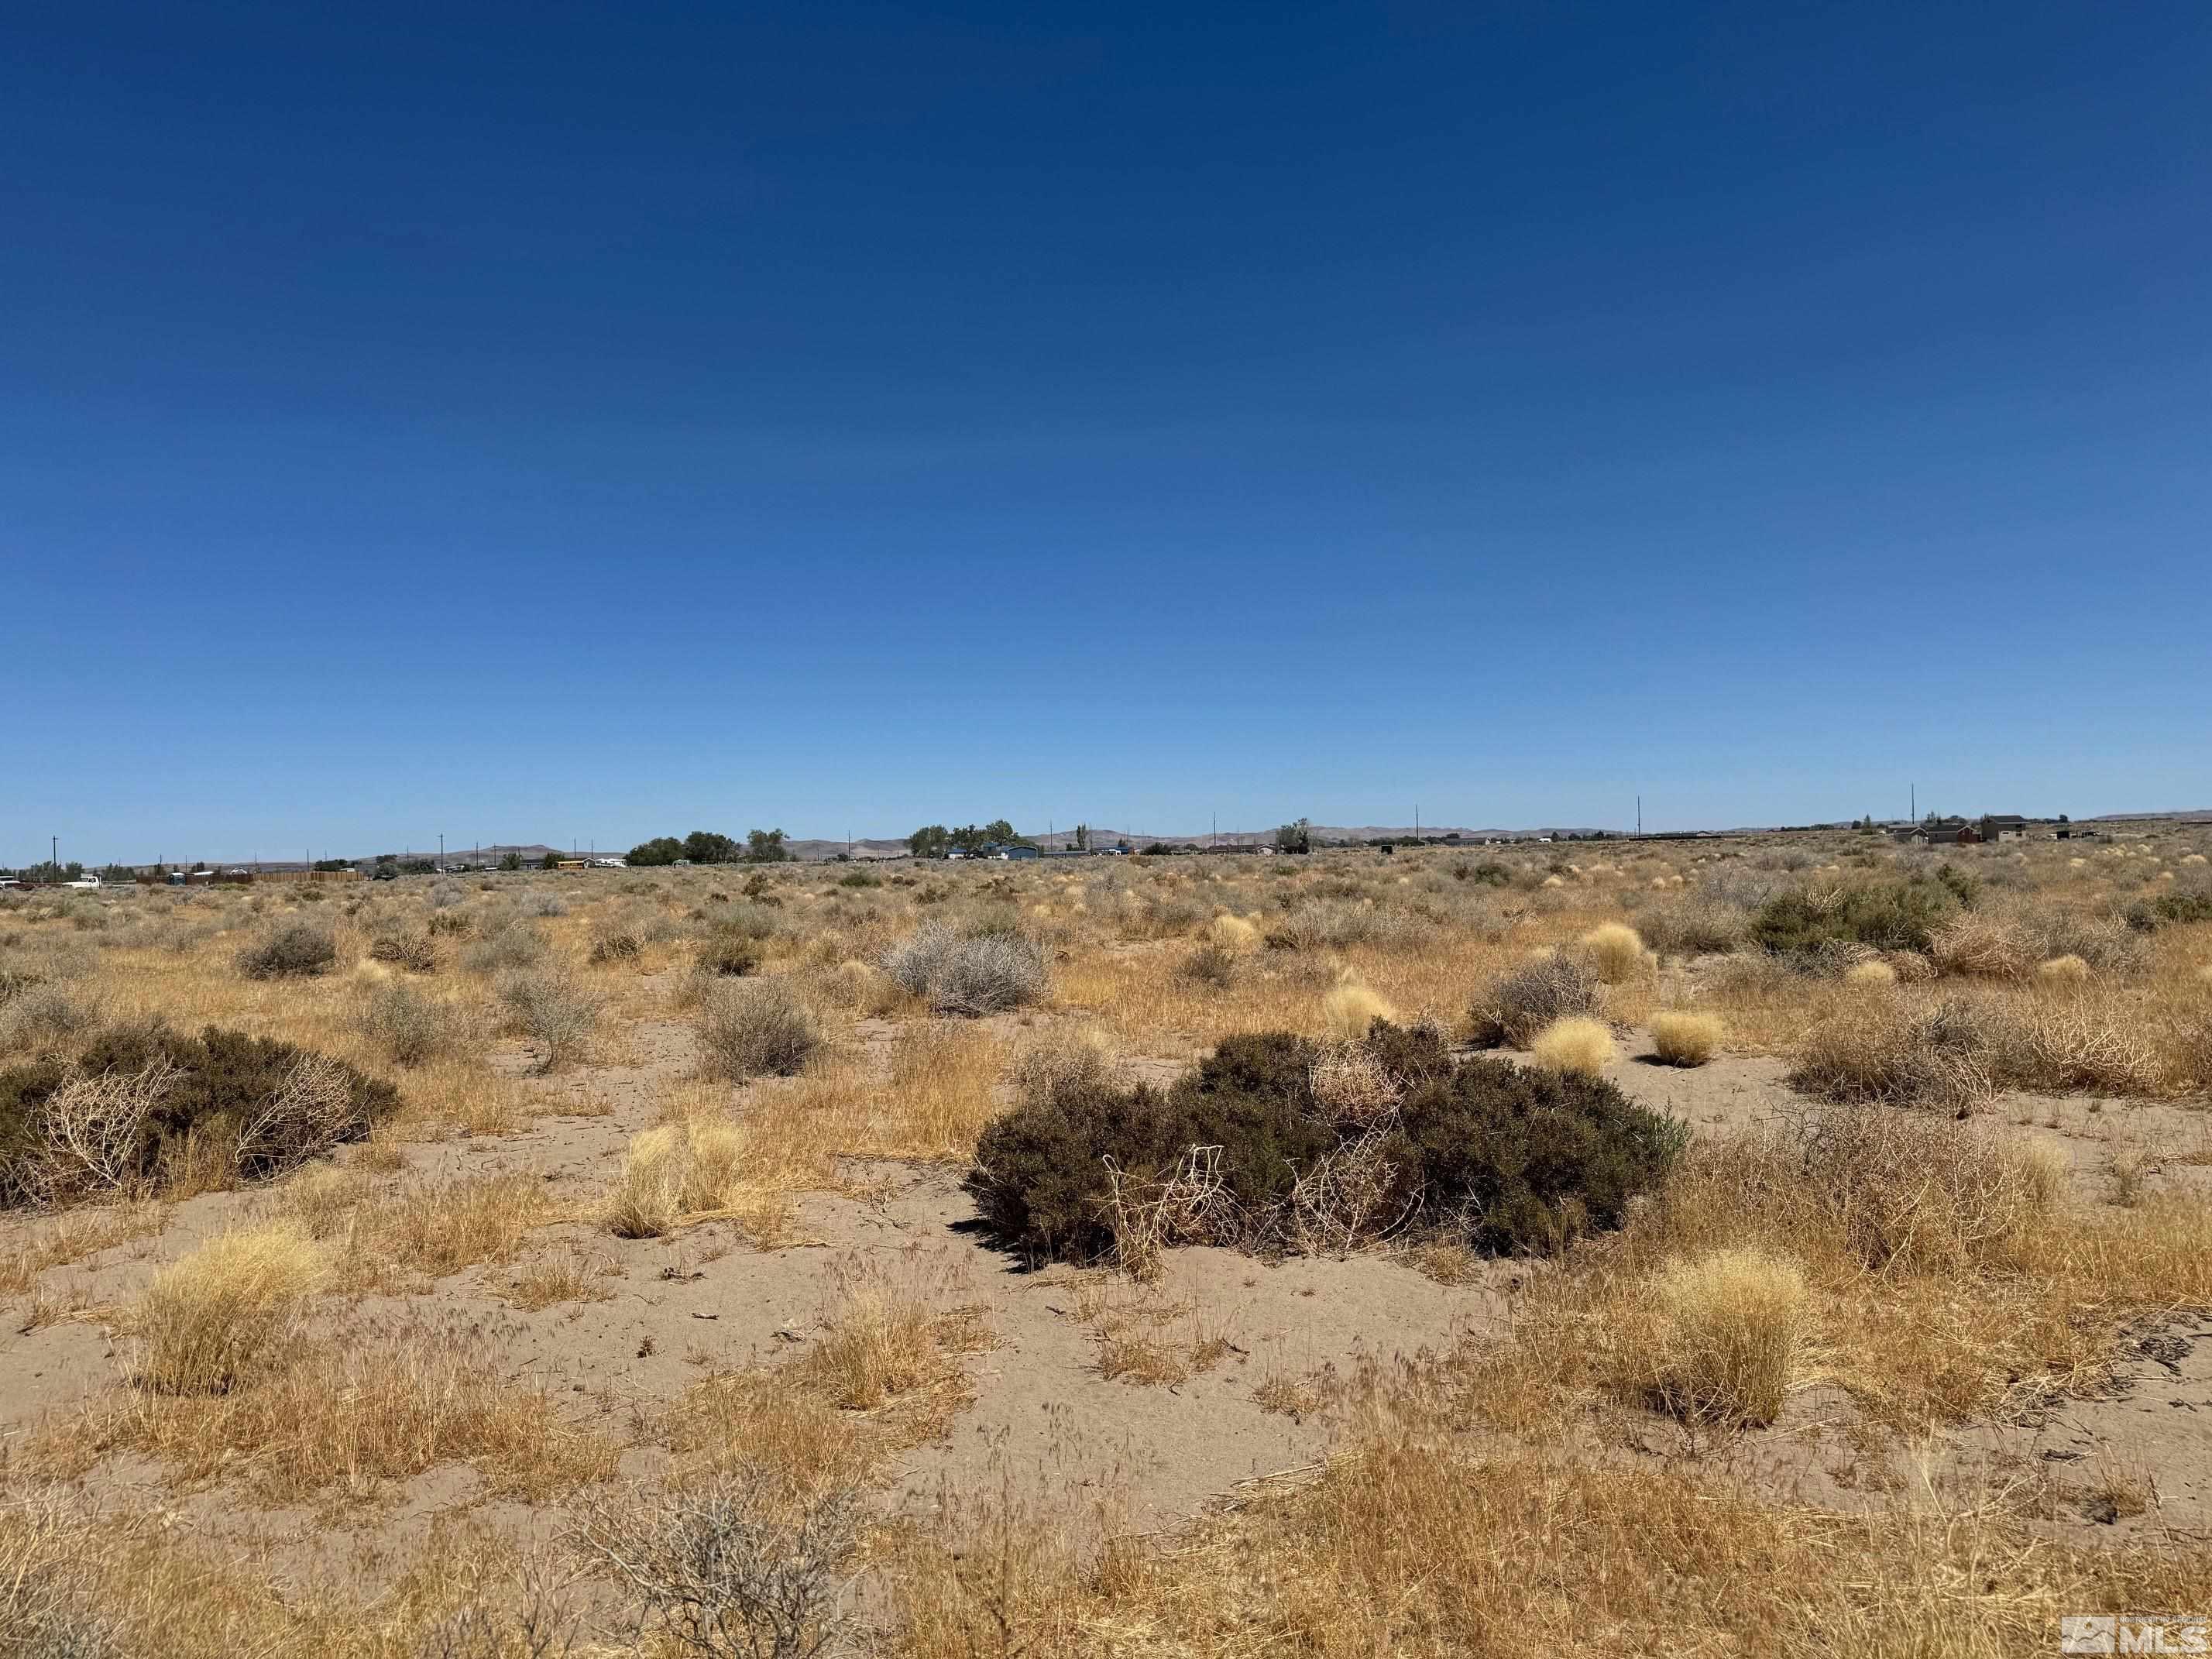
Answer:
3 827 2210 1654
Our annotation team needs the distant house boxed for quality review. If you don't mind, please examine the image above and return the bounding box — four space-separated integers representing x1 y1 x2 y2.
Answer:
1893 817 1980 847
1980 815 2030 843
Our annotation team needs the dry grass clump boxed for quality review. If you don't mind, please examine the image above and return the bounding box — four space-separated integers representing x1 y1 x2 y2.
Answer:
1635 1247 1804 1427
1650 1009 1723 1066
1321 971 1397 1039
132 1224 328 1394
879 1022 1007 1159
1530 1015 1612 1077
1844 957 1897 986
692 977 820 1081
1205 912 1262 954
1579 922 1647 984
1471 950 1602 1047
2036 953 2092 984
357 1174 558 1285
86 1322 620 1503
597 1119 752 1238
665 1263 990 1497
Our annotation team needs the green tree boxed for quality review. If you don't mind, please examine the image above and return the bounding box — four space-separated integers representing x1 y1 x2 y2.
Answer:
312 857 352 872
908 825 950 858
538 851 562 871
1275 818 1313 854
1073 823 1090 851
682 830 740 865
983 819 1018 845
625 836 684 867
948 824 988 854
498 850 524 872
745 828 790 863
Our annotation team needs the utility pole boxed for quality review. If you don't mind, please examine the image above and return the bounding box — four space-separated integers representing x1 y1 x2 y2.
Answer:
1637 795 1642 837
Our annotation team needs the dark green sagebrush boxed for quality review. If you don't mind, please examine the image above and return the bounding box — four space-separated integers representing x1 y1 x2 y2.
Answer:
967 1025 1685 1266
0 1022 398 1208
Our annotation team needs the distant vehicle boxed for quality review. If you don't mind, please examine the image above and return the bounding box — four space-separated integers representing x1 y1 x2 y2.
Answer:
371 866 398 881
0 878 22 889
64 874 102 890
592 858 627 869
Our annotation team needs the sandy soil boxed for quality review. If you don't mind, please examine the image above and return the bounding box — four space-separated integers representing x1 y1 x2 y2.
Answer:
4 1013 2207 1592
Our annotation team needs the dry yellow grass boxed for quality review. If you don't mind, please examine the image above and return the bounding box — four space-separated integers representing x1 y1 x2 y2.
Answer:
1636 1247 1805 1427
2038 953 2092 984
1579 921 1646 984
1530 1015 1612 1076
77 1323 620 1505
131 1224 328 1395
884 1432 2212 1657
1204 912 1262 954
1649 1009 1723 1066
665 1259 990 1496
1845 957 1898 986
1321 973 1397 1040
12 843 2212 1651
601 1124 687 1238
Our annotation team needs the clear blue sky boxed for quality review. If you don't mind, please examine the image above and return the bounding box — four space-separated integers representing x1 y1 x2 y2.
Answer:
5 2 2207 864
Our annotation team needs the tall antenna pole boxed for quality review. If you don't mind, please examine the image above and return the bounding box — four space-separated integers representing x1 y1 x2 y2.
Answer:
1637 795 1642 837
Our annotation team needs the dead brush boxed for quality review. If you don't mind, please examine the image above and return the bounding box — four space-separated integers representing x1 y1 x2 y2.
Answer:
368 930 439 973
1778 1104 2062 1275
1929 913 2035 980
1471 951 1603 1048
231 1050 369 1180
1307 1040 1401 1126
1789 994 1997 1115
571 1465 860 1659
16 1057 178 1204
1101 1146 1235 1279
1994 992 2163 1095
1288 1121 1415 1258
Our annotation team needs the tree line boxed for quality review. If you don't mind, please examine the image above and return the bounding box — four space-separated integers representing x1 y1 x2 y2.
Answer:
626 829 789 866
906 821 1027 857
